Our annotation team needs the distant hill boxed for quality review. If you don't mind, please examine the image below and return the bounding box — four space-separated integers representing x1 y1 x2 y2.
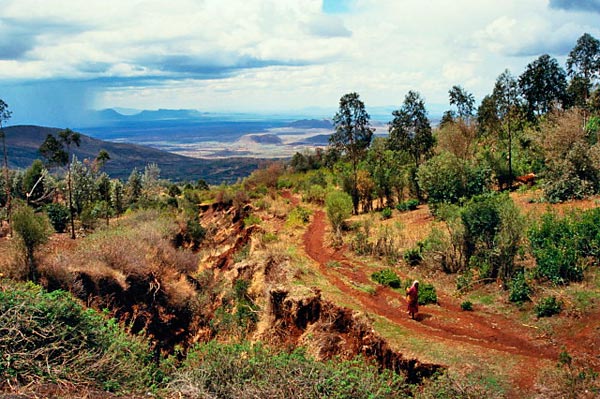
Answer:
247 134 283 145
3 125 270 183
287 119 332 129
290 134 332 146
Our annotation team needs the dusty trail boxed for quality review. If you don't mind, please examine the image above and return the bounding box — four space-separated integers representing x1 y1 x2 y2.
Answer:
303 210 559 390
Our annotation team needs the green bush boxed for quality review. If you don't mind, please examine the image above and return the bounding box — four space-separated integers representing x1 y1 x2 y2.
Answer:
572 207 600 259
12 205 51 281
535 296 562 317
396 199 419 212
404 242 424 266
286 206 312 227
243 213 262 227
325 191 353 237
276 178 293 189
0 281 156 391
508 270 532 303
381 207 393 220
418 283 438 305
528 213 584 285
45 203 70 233
417 152 490 206
460 193 524 283
371 268 402 288
461 301 473 311
302 184 327 204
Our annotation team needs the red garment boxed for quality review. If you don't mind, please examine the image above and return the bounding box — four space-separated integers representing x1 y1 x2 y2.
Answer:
406 285 419 315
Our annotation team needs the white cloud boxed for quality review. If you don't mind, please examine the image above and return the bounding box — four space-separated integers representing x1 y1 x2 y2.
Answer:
1 0 600 123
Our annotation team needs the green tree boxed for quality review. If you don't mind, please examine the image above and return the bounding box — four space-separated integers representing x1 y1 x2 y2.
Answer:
39 129 81 239
71 157 97 215
329 92 374 214
94 149 110 171
0 100 12 233
12 205 50 281
389 90 434 168
111 179 125 216
417 151 490 208
96 173 112 226
567 33 600 104
45 203 70 233
449 85 476 122
125 168 143 206
365 137 402 208
478 70 524 188
388 90 434 199
39 134 68 166
325 190 353 241
22 160 49 205
59 129 81 238
519 54 568 118
461 193 524 284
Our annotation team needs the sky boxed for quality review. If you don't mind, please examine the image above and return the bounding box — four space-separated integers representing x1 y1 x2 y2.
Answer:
1 0 599 126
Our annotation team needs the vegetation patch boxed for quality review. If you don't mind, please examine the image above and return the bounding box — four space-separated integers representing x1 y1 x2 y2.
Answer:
371 268 402 289
535 296 562 318
0 281 156 392
417 282 438 305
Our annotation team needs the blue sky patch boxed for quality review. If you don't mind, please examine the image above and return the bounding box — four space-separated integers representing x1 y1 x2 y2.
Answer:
322 0 352 14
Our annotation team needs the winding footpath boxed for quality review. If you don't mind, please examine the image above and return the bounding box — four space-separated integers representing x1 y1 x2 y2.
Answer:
303 210 559 391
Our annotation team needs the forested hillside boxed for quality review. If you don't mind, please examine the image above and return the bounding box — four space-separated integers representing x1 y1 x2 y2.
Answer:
3 125 268 183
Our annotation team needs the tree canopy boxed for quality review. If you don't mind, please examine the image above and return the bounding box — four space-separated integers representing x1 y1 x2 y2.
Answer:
519 54 568 118
388 90 434 167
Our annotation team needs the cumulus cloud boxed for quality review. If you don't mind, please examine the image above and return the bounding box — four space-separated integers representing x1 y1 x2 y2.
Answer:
549 0 600 13
1 0 600 124
473 16 590 57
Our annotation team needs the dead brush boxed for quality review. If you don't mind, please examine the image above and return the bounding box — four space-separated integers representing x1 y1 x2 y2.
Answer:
0 239 27 280
0 281 155 391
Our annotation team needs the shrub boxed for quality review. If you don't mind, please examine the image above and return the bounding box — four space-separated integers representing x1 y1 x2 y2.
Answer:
508 270 532 303
417 151 490 206
351 230 372 256
168 341 406 398
325 191 353 238
243 213 262 227
303 184 327 205
543 160 596 203
276 178 293 189
45 203 70 233
461 301 473 311
418 283 438 305
381 207 393 220
0 281 156 391
535 296 562 317
371 268 402 288
12 205 51 281
286 206 312 228
404 242 424 266
396 199 419 212
168 184 181 197
461 193 524 283
528 213 584 285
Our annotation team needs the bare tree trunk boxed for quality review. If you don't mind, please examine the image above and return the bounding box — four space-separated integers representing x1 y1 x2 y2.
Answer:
68 161 75 239
1 130 11 236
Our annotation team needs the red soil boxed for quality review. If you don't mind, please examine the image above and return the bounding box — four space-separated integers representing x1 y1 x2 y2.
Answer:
303 210 560 392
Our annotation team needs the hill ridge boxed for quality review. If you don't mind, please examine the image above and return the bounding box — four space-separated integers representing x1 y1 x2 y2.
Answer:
3 125 268 183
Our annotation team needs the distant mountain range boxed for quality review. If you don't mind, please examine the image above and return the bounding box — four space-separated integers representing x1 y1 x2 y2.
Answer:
75 109 334 148
3 125 274 183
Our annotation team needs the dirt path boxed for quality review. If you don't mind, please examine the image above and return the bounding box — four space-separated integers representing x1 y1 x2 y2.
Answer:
303 210 559 391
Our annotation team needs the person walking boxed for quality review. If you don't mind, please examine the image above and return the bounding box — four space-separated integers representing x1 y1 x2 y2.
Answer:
406 280 419 319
